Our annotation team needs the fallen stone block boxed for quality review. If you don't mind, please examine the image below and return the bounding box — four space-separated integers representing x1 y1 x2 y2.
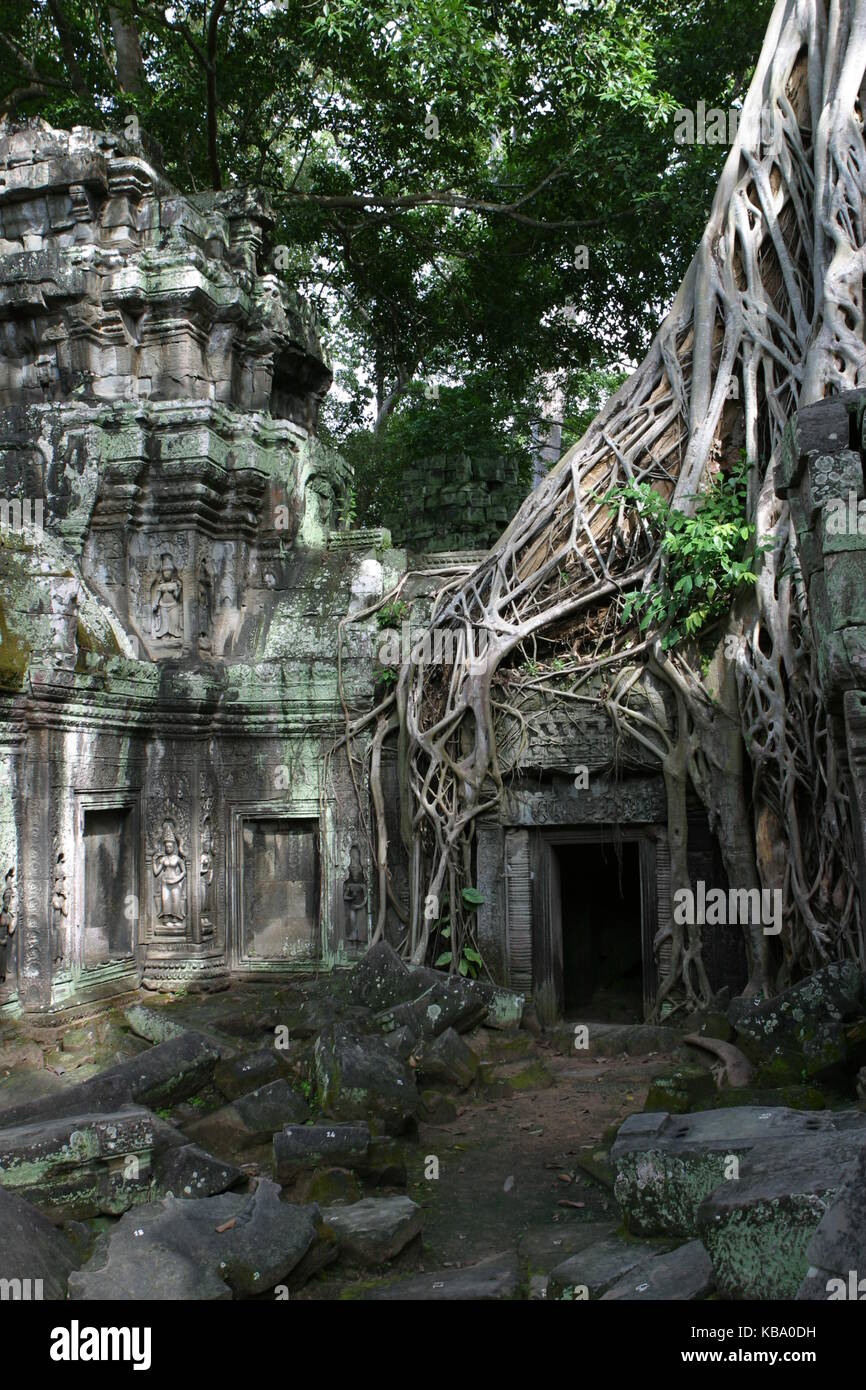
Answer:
549 1020 679 1058
273 1122 371 1181
321 1195 422 1266
0 1032 220 1128
548 1235 664 1300
213 1047 290 1101
798 1138 866 1299
124 1004 187 1045
380 975 487 1040
153 1142 241 1200
358 1251 521 1300
729 962 865 1082
698 1130 866 1299
601 1240 715 1301
465 980 524 1030
350 942 424 1012
612 1106 864 1237
643 1064 717 1114
68 1179 317 1300
0 1106 185 1221
0 1186 81 1300
417 1028 479 1089
314 1025 420 1133
296 1167 363 1206
184 1080 309 1162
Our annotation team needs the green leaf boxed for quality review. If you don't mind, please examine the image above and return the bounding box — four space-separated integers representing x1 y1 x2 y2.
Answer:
461 887 485 906
435 951 452 967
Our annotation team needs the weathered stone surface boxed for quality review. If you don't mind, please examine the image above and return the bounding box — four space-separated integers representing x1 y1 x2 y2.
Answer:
0 1033 220 1128
68 1180 317 1300
417 1027 479 1090
548 1236 663 1300
153 1142 241 1200
611 1106 862 1237
359 1251 521 1300
420 1089 458 1123
380 975 487 1040
465 980 524 1029
697 1130 866 1299
729 962 865 1082
797 1140 866 1299
0 1106 184 1220
273 1122 371 1181
0 1186 80 1299
643 1064 717 1114
124 1004 187 1045
296 1167 363 1206
314 1025 419 1133
321 1195 422 1266
184 1080 309 1161
349 941 422 1012
600 1240 714 1301
549 1020 679 1058
213 1047 288 1100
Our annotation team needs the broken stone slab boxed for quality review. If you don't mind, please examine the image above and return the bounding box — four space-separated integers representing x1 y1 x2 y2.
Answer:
314 1025 420 1133
0 1186 81 1300
417 1027 479 1090
728 961 865 1082
612 1106 865 1237
549 1020 679 1058
643 1064 717 1114
358 1251 522 1300
0 1106 184 1221
465 980 524 1030
68 1179 318 1300
183 1080 309 1162
798 1139 866 1299
697 1129 866 1299
0 1032 221 1128
153 1142 241 1200
601 1240 715 1301
378 975 488 1041
213 1046 292 1100
350 941 426 1012
296 1167 363 1206
124 1003 188 1045
548 1235 669 1300
321 1195 422 1266
273 1122 371 1181
518 1221 617 1276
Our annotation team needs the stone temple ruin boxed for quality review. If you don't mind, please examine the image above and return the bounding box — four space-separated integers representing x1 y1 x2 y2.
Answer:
1 117 866 1046
0 118 417 1016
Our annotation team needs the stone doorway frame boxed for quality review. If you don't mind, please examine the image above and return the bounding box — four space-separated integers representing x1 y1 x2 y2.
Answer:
73 789 143 984
229 798 326 972
534 827 660 1024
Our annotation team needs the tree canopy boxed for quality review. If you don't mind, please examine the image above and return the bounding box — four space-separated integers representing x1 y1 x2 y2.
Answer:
2 0 774 504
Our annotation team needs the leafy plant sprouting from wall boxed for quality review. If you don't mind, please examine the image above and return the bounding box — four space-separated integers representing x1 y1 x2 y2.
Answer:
603 454 767 649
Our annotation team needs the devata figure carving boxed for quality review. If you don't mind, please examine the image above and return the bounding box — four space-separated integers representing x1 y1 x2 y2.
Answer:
0 869 15 983
51 852 68 967
151 554 184 640
153 820 188 925
343 844 368 944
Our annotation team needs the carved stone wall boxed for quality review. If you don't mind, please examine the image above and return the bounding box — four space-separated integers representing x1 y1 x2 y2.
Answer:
0 119 401 1016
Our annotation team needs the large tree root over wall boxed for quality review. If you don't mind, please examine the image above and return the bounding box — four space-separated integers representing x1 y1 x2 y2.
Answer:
337 0 866 1012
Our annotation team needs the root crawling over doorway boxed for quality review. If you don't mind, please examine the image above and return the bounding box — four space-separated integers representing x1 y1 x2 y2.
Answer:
338 0 866 1013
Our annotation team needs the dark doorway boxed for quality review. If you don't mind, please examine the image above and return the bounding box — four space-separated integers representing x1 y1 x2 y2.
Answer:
556 840 643 1020
83 807 135 964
